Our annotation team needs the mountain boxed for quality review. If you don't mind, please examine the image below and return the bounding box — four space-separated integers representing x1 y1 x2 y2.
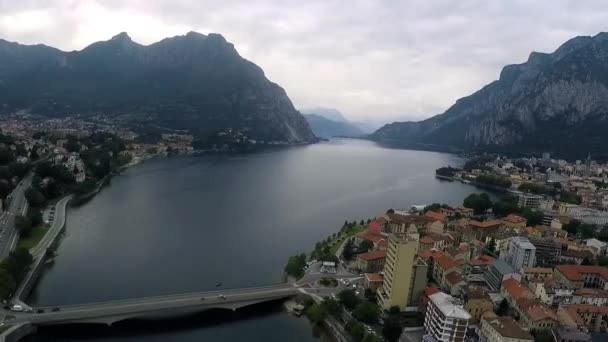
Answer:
371 32 608 157
0 32 316 144
303 114 364 138
301 107 347 122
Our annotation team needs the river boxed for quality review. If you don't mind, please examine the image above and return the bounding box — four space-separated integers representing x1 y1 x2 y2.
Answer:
24 139 491 341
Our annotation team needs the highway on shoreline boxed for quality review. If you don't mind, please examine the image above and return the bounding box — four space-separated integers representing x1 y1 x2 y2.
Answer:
0 172 33 259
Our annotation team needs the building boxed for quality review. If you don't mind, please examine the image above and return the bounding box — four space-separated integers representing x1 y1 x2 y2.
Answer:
484 259 521 291
571 287 608 305
515 298 558 333
527 237 561 267
479 316 533 342
364 273 383 293
529 278 574 306
419 287 441 316
502 237 535 272
377 233 420 310
584 238 607 256
356 250 386 273
553 265 608 289
559 249 594 265
517 192 543 209
501 214 527 229
522 267 553 282
501 278 534 305
557 304 608 333
353 230 387 251
551 326 591 342
424 292 471 342
464 287 494 324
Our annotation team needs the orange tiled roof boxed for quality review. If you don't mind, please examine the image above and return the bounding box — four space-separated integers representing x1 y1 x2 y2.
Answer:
557 265 608 281
423 287 440 297
523 267 553 274
433 252 458 270
357 250 386 261
420 236 435 244
356 230 385 244
567 304 608 315
469 220 503 229
522 300 557 322
502 278 533 300
445 271 463 285
365 273 384 282
425 211 446 222
418 249 436 259
471 255 496 266
502 214 526 223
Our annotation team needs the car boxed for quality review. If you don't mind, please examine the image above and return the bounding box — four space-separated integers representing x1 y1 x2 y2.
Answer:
200 297 205 301
37 309 44 313
51 308 60 312
3 305 10 310
218 294 227 300
25 308 33 313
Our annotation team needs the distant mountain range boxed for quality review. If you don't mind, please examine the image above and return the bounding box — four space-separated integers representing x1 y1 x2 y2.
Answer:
0 32 316 144
371 32 608 158
302 113 364 138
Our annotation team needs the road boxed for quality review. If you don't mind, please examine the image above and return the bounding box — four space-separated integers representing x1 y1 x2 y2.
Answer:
6 284 296 325
0 172 33 259
29 196 71 258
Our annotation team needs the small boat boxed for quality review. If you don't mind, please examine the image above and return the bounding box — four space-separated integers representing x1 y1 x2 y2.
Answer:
215 282 222 287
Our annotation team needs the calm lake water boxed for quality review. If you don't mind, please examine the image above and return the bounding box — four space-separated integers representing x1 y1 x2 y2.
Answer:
25 139 488 341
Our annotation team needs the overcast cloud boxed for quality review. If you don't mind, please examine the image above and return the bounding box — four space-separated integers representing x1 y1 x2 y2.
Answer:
1 0 607 122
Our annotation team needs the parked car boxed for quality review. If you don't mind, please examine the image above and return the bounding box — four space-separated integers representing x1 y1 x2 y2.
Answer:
51 308 60 312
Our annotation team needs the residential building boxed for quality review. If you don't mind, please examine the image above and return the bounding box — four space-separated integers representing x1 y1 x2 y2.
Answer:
364 273 383 293
419 287 441 316
528 278 574 306
501 278 534 305
356 250 386 273
423 292 471 342
469 220 503 241
479 316 533 342
386 213 431 235
515 298 558 333
554 265 608 289
445 271 466 297
584 238 607 256
377 233 419 310
559 249 594 265
551 326 591 342
571 287 608 305
502 237 536 272
484 259 521 291
527 237 561 267
500 214 527 230
353 230 387 251
464 287 494 324
522 267 553 282
557 304 608 333
432 252 462 291
517 192 543 209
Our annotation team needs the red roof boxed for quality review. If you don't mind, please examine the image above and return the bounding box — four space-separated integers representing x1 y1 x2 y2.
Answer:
502 278 533 300
420 236 435 244
469 220 502 229
368 221 381 233
356 230 385 244
365 273 384 282
423 287 440 297
445 271 463 285
418 249 436 259
433 252 458 270
357 250 386 261
502 214 526 224
424 211 446 222
556 265 608 281
518 298 557 322
375 217 388 225
470 255 496 266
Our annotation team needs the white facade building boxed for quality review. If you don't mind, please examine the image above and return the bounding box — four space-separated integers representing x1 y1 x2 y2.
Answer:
423 292 470 342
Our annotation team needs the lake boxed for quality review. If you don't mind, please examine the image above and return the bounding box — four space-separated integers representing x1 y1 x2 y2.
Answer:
25 139 488 341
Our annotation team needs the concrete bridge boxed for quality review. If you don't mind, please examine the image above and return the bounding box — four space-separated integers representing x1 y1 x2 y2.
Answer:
8 284 297 326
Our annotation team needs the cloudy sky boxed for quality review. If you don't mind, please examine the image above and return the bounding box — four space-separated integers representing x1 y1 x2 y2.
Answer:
1 1 607 123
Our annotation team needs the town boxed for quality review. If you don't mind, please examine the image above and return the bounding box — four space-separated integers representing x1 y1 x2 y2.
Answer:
285 153 608 342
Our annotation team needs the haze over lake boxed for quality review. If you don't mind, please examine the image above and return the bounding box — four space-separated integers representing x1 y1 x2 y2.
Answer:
27 139 491 341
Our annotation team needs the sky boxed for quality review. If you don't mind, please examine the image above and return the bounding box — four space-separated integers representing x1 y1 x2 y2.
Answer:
1 1 608 123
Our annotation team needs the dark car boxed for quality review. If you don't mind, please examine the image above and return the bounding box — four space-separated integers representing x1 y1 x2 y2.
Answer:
51 308 60 312
37 309 44 313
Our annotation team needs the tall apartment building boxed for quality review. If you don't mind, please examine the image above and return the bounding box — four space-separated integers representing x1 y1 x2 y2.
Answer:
423 292 471 342
377 232 420 310
528 237 561 267
502 237 536 272
517 192 543 209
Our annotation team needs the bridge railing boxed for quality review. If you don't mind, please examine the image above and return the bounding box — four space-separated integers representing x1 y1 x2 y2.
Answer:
32 283 293 309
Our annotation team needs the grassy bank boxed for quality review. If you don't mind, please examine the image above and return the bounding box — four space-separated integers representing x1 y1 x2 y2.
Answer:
17 225 48 250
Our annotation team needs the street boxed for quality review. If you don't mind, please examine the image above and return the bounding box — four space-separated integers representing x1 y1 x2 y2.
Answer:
0 172 33 259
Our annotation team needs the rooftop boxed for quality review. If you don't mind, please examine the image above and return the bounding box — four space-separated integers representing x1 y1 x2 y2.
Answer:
483 317 533 340
523 267 552 274
552 327 591 342
502 214 526 224
517 298 558 322
502 278 533 300
357 250 386 261
556 265 608 281
470 255 496 266
356 230 386 244
469 220 503 229
511 236 536 250
428 292 471 320
424 211 446 222
365 273 383 282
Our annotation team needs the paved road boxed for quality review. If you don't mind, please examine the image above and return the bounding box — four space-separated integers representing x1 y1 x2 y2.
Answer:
7 284 296 325
0 172 33 259
30 196 71 258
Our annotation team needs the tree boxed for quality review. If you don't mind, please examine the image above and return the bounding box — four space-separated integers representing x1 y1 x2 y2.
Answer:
520 208 543 226
386 209 395 215
388 306 401 316
382 316 403 342
487 238 496 254
563 220 581 237
362 334 383 342
322 298 342 318
338 289 361 310
305 302 327 324
353 302 379 324
15 215 32 237
284 253 306 279
581 257 595 266
27 208 43 227
0 268 16 300
360 219 365 226
346 320 365 341
463 193 493 215
598 256 608 267
343 239 354 261
359 240 374 252
496 298 509 316
25 187 46 207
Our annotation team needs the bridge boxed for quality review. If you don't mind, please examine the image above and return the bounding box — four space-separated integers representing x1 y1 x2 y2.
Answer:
8 284 298 326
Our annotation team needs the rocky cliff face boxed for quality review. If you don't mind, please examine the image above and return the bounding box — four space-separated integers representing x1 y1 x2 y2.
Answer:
371 32 608 156
0 32 316 143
